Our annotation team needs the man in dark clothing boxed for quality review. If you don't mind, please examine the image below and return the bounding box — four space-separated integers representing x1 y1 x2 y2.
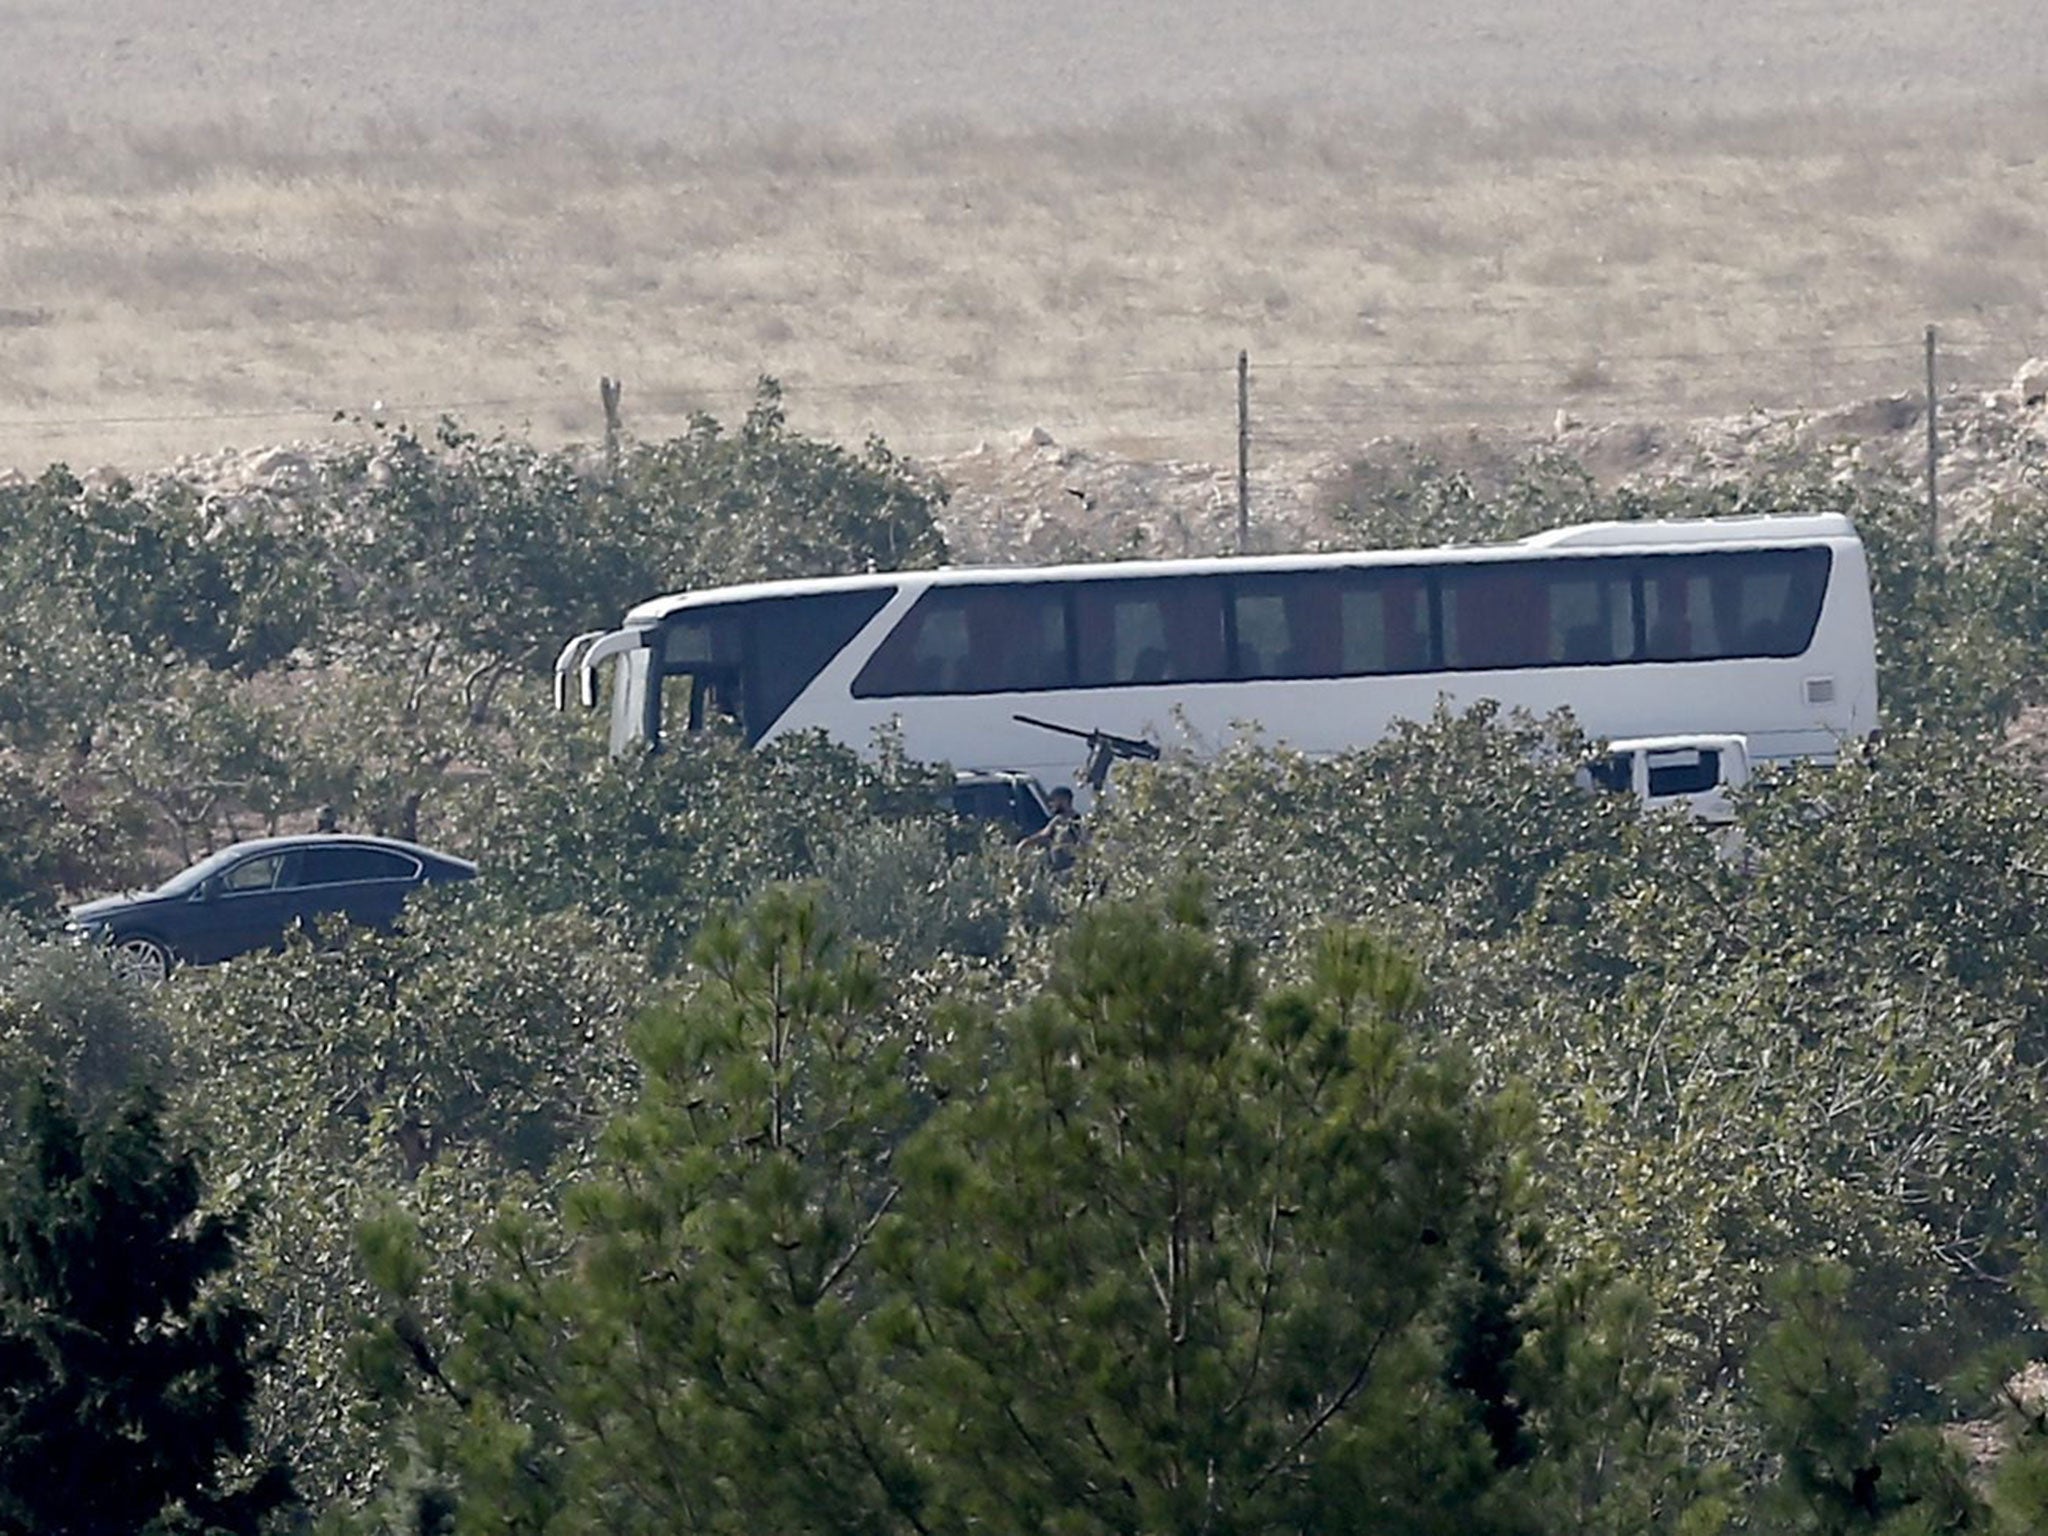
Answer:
1018 785 1086 870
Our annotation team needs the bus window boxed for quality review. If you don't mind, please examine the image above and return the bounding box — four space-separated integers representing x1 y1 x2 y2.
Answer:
1440 561 1638 670
660 606 747 738
1335 572 1432 674
1073 578 1226 686
1231 589 1297 678
745 588 893 733
1229 571 1428 679
1641 548 1831 661
964 586 1068 692
852 584 1067 697
1545 564 1637 664
1439 564 1551 670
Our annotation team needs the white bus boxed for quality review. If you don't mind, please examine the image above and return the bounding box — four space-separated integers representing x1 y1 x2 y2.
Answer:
556 513 1878 784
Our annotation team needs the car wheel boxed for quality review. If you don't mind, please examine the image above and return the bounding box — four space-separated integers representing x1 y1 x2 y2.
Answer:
110 934 173 988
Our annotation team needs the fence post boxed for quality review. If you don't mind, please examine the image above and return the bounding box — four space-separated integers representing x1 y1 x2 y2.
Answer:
1236 349 1250 554
600 375 623 479
1924 326 1938 549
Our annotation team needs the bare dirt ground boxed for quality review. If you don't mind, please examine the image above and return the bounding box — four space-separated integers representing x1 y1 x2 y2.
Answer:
1 1 2044 475
7 0 2043 139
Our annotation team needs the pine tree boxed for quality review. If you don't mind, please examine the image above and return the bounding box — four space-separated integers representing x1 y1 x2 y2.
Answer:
0 1079 293 1536
363 884 1717 1535
1749 1262 1983 1535
884 892 1664 1535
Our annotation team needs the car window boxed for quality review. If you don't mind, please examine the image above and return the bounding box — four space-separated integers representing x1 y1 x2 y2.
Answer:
220 853 288 892
1586 753 1635 794
301 846 421 886
1645 749 1722 797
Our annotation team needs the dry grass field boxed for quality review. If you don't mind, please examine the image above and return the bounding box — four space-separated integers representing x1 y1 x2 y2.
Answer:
1 1 2045 472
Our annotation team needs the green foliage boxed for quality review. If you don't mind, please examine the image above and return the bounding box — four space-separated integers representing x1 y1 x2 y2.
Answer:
0 763 102 916
468 729 956 975
161 899 645 1509
1325 445 1612 549
0 918 170 1132
0 467 328 677
354 885 925 1535
355 885 1712 1536
322 381 945 681
1748 1263 1984 1534
0 388 948 904
617 380 949 586
1096 707 2048 1444
12 403 2048 1526
0 1078 294 1536
1102 704 1646 952
812 813 1015 967
888 893 1520 1536
91 667 304 863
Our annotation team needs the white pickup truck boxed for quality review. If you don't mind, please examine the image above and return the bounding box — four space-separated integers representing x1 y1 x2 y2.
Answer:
1579 734 1752 826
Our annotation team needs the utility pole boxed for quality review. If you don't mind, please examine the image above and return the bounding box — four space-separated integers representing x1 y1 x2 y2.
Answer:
1924 326 1939 549
1236 349 1249 554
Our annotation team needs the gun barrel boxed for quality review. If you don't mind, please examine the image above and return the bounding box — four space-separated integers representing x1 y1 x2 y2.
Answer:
1013 713 1091 741
1015 712 1160 762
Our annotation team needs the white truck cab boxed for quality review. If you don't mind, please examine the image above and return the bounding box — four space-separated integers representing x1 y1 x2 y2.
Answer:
1580 734 1752 826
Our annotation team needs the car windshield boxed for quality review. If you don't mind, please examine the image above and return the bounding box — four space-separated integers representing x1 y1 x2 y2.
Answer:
154 845 265 897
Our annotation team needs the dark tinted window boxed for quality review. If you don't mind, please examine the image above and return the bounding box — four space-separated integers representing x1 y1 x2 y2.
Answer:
1074 578 1226 686
1645 749 1722 797
1439 560 1638 671
660 589 893 742
1587 753 1634 793
950 778 1051 834
661 606 746 673
847 544 1833 698
302 846 419 885
853 585 1069 696
746 588 893 736
1230 569 1433 678
1641 548 1830 661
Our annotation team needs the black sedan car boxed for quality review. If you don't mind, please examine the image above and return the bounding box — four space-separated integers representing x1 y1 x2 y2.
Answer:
66 835 478 985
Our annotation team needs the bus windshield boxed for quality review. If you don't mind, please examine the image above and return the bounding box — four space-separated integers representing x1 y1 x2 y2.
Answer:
649 586 895 747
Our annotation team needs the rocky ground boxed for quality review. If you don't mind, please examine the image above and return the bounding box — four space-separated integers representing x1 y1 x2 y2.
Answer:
936 367 2048 562
11 367 2048 563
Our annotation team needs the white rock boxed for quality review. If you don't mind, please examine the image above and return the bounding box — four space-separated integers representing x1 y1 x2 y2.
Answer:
2016 358 2048 406
1019 425 1055 450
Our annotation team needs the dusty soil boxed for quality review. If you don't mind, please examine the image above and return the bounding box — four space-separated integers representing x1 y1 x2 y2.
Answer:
3 1 2045 475
7 0 2042 139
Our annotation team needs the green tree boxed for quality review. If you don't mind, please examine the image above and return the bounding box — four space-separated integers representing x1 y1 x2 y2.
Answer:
468 728 953 975
0 1079 294 1536
886 892 1702 1536
1748 1263 1984 1535
355 884 923 1536
165 900 647 1509
0 919 170 1135
360 886 1711 1536
617 379 949 588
